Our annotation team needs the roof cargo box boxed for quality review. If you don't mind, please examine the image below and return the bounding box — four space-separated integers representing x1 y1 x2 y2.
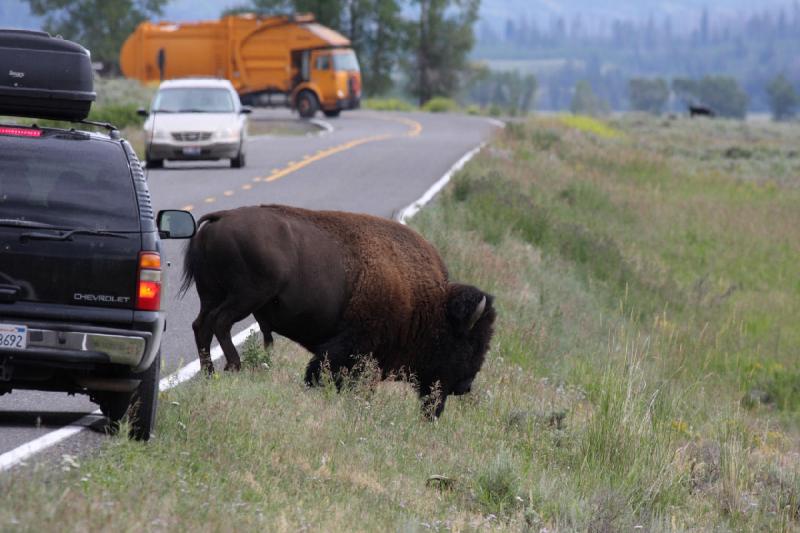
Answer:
0 29 95 121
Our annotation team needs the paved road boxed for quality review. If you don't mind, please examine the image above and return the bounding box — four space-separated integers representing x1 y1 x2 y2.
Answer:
0 109 497 467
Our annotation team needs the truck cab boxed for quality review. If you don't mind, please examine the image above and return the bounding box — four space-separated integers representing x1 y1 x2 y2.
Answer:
295 48 361 118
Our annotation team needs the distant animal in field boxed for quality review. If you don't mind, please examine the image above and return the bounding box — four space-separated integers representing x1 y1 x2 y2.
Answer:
181 204 496 417
689 105 715 118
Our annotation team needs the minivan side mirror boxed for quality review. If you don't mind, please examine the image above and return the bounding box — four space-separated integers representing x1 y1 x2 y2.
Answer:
137 108 149 117
240 106 253 114
157 210 196 239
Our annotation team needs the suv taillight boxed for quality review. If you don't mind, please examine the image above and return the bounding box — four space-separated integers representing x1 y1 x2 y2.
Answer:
136 252 161 311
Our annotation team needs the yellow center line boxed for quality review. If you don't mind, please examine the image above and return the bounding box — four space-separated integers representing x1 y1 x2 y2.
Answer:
363 114 423 137
266 134 391 183
186 114 423 205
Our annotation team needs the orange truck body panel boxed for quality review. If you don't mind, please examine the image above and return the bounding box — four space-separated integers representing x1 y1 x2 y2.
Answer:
120 14 361 113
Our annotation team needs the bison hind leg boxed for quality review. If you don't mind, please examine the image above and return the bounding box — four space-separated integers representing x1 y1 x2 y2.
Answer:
192 305 216 374
208 296 262 372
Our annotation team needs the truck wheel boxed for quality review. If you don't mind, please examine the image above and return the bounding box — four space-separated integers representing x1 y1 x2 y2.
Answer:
296 91 319 119
323 109 341 118
99 350 161 441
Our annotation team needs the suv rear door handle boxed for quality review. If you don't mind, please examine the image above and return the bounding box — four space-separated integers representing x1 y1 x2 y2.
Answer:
0 284 20 303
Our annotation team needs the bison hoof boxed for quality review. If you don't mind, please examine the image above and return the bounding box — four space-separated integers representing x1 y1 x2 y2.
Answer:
201 363 215 376
223 361 241 371
304 358 323 387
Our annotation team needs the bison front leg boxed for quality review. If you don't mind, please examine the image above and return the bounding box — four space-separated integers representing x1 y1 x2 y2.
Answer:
419 380 449 419
304 352 357 389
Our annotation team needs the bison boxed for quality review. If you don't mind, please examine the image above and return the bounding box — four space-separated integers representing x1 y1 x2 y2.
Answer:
181 205 496 417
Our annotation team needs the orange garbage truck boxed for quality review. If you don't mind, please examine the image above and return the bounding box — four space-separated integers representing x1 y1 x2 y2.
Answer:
120 13 361 118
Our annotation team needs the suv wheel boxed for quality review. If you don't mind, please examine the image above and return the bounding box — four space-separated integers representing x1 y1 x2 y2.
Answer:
296 91 319 119
99 350 161 441
146 157 163 169
231 144 246 168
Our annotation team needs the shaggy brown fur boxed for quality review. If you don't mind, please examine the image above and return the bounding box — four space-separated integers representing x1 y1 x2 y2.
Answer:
182 204 496 416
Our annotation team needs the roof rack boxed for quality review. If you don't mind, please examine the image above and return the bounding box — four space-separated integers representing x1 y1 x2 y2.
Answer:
79 119 121 139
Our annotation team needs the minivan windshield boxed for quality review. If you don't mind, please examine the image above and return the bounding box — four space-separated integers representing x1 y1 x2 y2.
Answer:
333 51 360 72
152 88 235 113
0 135 139 231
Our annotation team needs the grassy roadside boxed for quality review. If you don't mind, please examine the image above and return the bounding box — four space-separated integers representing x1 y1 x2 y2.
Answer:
2 115 799 531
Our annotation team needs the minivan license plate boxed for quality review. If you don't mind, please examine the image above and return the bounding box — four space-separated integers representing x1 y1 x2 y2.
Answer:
0 324 27 350
183 146 202 156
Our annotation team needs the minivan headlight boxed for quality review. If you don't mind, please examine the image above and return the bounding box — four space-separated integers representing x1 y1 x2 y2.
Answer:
216 128 239 141
150 129 169 141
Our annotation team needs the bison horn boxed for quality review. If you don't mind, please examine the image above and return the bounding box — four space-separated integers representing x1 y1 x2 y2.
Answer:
467 296 486 330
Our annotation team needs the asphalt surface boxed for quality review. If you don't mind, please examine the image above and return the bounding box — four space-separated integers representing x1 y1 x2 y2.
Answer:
0 109 497 468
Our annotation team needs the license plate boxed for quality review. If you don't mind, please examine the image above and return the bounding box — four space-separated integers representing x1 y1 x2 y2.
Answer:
183 146 202 156
0 324 27 350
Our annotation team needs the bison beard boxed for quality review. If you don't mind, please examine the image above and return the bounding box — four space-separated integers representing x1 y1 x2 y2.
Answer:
181 205 496 417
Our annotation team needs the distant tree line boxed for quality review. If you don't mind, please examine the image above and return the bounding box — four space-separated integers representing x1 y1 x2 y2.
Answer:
627 74 799 120
25 0 169 73
477 4 800 113
24 0 481 106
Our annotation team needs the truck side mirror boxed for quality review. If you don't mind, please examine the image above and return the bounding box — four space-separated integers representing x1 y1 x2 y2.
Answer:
156 210 196 239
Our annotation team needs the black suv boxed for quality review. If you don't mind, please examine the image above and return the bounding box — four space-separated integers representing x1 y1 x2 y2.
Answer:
0 30 195 440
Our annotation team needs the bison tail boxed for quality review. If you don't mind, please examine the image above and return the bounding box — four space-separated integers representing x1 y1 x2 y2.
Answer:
179 211 223 297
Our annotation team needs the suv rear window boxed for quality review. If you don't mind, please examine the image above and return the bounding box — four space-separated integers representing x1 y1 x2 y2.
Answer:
0 134 139 231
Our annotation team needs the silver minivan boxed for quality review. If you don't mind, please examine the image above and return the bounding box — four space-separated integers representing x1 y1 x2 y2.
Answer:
140 78 251 168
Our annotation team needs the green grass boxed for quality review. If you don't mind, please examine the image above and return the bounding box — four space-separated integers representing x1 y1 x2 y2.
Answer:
2 114 799 531
362 98 417 112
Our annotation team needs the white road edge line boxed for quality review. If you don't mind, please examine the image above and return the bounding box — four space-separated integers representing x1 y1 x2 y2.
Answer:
395 143 486 225
0 325 259 473
0 117 498 473
309 118 334 135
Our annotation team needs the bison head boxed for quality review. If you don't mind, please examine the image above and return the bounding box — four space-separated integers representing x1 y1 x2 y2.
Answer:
443 283 496 397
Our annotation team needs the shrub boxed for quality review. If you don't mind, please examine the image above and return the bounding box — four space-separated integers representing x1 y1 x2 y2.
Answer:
362 98 416 112
240 331 272 371
422 97 459 113
475 450 521 515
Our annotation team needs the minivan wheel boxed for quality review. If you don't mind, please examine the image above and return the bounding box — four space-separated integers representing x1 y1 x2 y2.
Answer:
231 145 246 168
296 91 319 119
99 350 161 441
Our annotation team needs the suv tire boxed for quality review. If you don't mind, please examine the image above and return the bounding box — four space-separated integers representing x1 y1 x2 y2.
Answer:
99 350 161 441
296 90 319 119
146 157 163 169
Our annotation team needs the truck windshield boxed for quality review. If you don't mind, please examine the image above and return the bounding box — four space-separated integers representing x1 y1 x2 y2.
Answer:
333 51 360 72
0 135 139 231
152 88 235 113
